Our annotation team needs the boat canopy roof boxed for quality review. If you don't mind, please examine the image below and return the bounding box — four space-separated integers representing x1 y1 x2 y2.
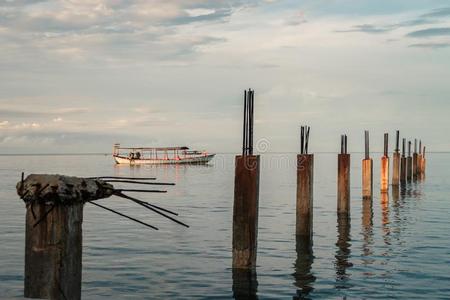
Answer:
116 146 189 151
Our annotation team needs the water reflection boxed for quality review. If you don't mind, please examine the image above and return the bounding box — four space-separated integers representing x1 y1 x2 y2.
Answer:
232 269 258 300
381 192 390 245
361 198 374 270
293 235 315 299
335 214 352 289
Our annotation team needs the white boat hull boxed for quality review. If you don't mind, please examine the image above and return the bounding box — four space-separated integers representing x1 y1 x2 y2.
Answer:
113 154 215 165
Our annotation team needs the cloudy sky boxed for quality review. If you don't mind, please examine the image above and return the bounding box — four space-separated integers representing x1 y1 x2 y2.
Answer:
0 0 449 153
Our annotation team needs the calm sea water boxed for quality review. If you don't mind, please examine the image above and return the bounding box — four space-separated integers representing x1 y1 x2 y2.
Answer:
1 153 449 299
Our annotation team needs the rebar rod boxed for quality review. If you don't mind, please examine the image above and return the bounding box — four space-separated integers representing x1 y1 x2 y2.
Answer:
104 180 175 186
89 201 158 230
115 192 189 228
364 131 369 159
87 176 156 180
395 130 400 152
113 193 178 216
114 189 167 193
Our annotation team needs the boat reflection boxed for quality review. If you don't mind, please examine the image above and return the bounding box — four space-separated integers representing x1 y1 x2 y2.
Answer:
293 235 315 299
335 214 352 289
232 268 258 300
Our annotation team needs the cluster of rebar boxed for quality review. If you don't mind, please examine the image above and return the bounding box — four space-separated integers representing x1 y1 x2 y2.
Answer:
18 174 189 230
395 131 400 153
242 89 254 156
383 133 389 157
300 126 310 154
364 130 370 159
340 134 348 154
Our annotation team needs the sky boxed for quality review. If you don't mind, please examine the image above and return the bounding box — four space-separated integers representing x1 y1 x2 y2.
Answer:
0 0 449 154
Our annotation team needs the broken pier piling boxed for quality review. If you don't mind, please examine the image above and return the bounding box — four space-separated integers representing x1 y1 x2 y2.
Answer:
413 139 418 181
380 133 389 193
400 138 407 185
17 174 184 300
392 130 400 186
297 125 314 236
407 141 413 182
362 131 373 200
337 134 350 215
233 89 260 269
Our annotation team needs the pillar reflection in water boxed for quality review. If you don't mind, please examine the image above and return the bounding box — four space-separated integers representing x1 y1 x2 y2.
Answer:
335 214 352 289
361 198 374 267
293 235 315 299
232 269 258 300
381 192 390 245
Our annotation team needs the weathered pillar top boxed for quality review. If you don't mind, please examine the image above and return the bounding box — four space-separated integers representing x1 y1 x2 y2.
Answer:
17 174 114 204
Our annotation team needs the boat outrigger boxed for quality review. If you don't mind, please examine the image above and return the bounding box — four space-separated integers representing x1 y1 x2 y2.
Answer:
112 144 215 165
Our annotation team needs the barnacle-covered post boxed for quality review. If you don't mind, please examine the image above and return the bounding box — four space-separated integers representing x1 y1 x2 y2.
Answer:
17 174 113 300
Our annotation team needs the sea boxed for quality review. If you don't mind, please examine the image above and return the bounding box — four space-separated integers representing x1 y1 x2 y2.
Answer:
1 153 449 299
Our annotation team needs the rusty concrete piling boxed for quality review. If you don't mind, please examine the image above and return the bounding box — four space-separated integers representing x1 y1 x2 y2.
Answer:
297 125 313 237
337 134 350 215
418 140 423 177
392 130 400 186
421 146 427 178
233 89 260 269
380 133 389 193
400 138 407 185
407 141 413 182
413 139 418 181
362 131 373 200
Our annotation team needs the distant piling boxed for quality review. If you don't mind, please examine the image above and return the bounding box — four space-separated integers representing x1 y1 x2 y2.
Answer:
362 131 373 200
337 134 350 215
233 89 260 269
407 141 413 182
380 133 389 193
296 125 313 236
392 130 400 186
400 138 407 184
418 140 422 176
413 139 418 181
421 146 427 178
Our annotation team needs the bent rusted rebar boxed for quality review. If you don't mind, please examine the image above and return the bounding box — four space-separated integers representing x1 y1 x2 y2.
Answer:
17 174 187 230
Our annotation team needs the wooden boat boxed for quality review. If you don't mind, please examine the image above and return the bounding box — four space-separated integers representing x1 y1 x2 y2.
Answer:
112 144 215 165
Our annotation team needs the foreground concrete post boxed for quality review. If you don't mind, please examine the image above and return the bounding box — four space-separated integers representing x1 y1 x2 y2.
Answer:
233 155 260 269
392 130 400 186
25 203 83 300
362 131 373 200
337 134 350 215
380 133 389 193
